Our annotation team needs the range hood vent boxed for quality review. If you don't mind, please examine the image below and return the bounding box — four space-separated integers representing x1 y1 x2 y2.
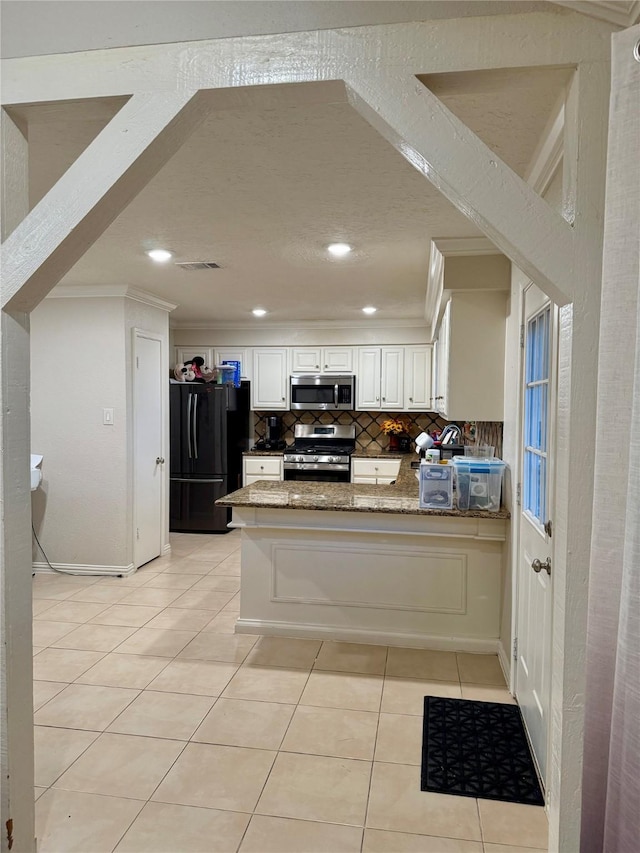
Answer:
175 261 222 271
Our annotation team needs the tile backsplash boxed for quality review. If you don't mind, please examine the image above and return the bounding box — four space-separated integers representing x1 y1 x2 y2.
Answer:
255 411 503 456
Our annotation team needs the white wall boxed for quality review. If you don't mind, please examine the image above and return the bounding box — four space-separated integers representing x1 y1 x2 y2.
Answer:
172 322 431 349
30 293 171 572
443 253 511 291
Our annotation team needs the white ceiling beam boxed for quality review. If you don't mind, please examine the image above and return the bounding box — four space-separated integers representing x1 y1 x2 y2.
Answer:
1 12 614 106
1 90 211 312
346 71 578 304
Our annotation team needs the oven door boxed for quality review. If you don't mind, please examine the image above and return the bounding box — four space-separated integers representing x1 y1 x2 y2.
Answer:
283 464 350 483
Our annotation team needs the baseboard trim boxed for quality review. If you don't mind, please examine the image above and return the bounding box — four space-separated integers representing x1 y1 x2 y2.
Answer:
235 618 499 653
497 638 511 684
32 561 136 577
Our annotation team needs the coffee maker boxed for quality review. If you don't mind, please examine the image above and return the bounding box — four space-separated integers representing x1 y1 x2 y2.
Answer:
253 415 286 451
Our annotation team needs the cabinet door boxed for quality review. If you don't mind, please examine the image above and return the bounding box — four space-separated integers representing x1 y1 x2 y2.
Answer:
175 347 214 370
291 348 322 373
433 301 451 417
252 349 289 410
380 347 404 409
322 347 354 373
404 346 433 411
356 348 382 409
215 348 250 380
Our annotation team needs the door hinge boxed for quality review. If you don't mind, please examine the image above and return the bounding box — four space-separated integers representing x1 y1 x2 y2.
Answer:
544 519 553 538
520 324 525 348
516 482 521 506
136 356 139 369
6 817 13 850
513 637 518 661
136 528 140 540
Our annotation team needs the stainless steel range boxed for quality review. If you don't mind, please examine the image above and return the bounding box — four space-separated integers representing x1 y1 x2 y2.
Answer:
283 424 356 483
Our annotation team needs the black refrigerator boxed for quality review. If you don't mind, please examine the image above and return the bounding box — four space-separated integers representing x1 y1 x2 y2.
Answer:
170 382 250 533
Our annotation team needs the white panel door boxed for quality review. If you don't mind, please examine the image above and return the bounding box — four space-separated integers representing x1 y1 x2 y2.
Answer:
291 348 322 373
215 348 249 380
404 345 433 410
134 332 164 568
380 347 404 409
357 347 381 409
322 347 354 373
175 347 214 371
516 282 557 786
252 348 288 410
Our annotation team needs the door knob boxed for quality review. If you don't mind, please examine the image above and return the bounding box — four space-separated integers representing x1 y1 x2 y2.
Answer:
155 457 165 465
531 557 551 576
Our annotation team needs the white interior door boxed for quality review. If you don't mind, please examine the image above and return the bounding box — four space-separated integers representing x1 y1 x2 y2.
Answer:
516 283 557 786
134 332 164 568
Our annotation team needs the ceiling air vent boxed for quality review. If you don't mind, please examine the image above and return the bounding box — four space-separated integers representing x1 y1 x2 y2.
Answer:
175 261 222 271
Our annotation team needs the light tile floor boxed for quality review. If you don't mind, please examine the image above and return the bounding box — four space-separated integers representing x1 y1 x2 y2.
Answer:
33 531 548 853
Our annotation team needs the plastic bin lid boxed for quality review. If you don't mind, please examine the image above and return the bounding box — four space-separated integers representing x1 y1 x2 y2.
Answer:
452 458 506 472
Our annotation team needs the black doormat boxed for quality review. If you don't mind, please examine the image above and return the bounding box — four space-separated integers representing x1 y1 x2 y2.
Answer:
421 696 544 806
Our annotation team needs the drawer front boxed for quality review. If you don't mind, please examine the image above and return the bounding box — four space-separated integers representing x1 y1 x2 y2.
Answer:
244 457 282 476
244 473 281 486
352 459 401 478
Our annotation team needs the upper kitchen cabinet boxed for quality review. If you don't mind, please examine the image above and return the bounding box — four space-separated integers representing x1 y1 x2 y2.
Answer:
291 347 354 374
357 347 404 410
175 347 214 370
252 348 289 410
433 292 506 421
215 348 250 381
404 345 434 411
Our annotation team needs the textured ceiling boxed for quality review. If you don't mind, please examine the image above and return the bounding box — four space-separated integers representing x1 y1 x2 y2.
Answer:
22 70 569 326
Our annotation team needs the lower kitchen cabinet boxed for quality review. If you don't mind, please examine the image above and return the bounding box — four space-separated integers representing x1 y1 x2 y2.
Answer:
243 455 283 486
351 457 401 485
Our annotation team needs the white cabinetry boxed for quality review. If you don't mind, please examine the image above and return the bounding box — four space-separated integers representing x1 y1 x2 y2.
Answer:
351 458 401 485
252 348 289 410
291 347 354 374
433 292 506 421
215 348 250 380
404 345 434 411
357 347 404 410
243 456 283 486
175 347 214 369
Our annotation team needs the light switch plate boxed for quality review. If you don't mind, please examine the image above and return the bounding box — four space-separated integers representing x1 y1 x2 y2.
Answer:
103 408 114 425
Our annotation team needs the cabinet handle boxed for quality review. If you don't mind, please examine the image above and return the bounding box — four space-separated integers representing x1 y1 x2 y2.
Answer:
260 466 264 470
409 397 413 402
376 396 380 401
281 397 285 401
316 365 320 369
382 397 386 402
324 364 328 369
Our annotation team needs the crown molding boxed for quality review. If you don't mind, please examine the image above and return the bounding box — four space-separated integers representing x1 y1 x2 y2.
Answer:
169 318 426 332
553 1 637 27
47 284 177 312
432 237 502 257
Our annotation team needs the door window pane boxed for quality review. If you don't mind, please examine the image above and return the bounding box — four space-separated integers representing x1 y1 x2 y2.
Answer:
523 306 551 524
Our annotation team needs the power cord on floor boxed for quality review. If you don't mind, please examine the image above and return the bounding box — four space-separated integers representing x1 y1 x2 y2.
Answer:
31 523 101 577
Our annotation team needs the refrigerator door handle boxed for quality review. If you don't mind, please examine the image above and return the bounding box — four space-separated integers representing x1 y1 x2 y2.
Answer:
193 393 199 459
187 393 193 458
170 477 224 483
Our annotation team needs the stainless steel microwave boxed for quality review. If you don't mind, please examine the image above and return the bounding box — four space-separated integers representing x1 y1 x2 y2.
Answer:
290 375 355 410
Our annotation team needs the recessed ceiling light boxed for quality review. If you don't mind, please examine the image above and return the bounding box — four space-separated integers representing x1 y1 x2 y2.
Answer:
252 308 267 317
327 243 352 257
146 249 173 263
362 306 377 315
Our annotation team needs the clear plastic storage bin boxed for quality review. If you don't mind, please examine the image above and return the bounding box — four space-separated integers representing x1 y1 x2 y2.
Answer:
452 458 506 512
419 462 453 509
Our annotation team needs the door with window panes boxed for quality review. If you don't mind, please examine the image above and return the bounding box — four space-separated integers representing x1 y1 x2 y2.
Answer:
516 283 557 787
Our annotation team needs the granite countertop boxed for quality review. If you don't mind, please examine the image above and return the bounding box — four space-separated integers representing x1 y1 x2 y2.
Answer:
242 448 406 458
223 455 510 519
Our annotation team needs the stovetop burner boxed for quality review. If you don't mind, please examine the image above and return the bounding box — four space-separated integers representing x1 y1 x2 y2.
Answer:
288 444 355 456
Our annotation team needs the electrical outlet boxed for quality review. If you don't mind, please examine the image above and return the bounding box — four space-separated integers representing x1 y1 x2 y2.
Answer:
103 408 114 425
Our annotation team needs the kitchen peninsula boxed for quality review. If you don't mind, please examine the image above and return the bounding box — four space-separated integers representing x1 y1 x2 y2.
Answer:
217 456 509 653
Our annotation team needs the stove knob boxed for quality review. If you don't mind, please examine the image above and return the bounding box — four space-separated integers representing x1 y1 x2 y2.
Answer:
313 456 319 462
297 456 304 463
329 456 337 463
